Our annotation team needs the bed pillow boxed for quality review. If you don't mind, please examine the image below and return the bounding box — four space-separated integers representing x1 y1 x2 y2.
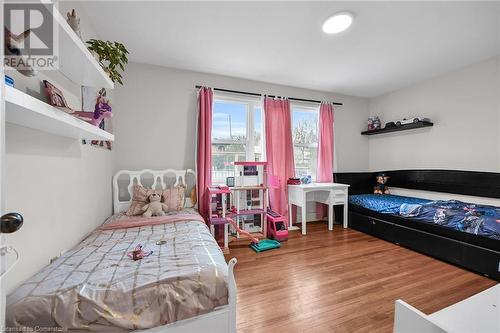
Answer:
126 185 160 216
126 185 186 215
162 186 186 212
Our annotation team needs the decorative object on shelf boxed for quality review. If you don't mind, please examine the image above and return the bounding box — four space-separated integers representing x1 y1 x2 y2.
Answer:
66 9 82 39
5 75 14 87
287 178 301 185
43 80 87 117
396 117 431 126
373 116 381 129
367 117 374 131
42 81 114 147
81 86 114 150
374 173 390 195
5 85 114 142
91 88 112 128
86 39 129 85
4 28 37 77
43 80 112 126
361 120 433 135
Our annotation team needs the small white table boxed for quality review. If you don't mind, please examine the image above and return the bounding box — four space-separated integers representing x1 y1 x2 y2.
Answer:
288 182 350 235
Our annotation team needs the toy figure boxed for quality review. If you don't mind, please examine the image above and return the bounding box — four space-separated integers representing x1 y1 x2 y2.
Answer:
66 9 82 39
374 173 390 194
92 88 112 128
367 117 374 131
127 244 153 261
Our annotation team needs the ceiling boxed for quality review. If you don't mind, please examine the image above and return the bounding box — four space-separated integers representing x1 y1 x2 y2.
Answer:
78 1 500 97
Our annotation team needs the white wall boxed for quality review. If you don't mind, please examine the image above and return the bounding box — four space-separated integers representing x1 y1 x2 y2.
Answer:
3 2 114 293
368 56 500 172
113 63 370 173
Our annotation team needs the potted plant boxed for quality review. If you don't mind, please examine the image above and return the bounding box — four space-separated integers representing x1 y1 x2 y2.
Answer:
86 39 129 85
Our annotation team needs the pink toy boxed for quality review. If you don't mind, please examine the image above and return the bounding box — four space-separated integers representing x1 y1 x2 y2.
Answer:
127 244 153 261
267 211 288 241
226 217 259 244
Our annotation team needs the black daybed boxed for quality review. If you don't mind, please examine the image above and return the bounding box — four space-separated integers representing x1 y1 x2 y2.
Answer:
334 170 500 280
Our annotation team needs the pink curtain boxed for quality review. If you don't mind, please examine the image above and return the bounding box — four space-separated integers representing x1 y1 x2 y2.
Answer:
264 97 295 223
316 103 334 219
196 87 213 220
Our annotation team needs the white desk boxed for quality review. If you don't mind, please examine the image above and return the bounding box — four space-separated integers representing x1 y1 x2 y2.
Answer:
288 182 350 235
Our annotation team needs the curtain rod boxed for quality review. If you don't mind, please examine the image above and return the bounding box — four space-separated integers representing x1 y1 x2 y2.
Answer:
195 85 343 106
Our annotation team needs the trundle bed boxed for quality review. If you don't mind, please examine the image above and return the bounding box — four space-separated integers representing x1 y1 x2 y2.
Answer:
7 169 237 333
334 170 500 280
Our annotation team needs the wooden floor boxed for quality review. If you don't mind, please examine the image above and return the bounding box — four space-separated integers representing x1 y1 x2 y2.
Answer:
225 222 497 333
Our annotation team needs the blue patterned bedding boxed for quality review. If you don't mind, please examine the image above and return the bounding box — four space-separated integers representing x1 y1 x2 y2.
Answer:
349 194 500 240
349 194 431 214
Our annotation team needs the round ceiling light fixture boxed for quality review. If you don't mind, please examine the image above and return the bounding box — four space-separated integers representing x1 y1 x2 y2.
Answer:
322 12 353 34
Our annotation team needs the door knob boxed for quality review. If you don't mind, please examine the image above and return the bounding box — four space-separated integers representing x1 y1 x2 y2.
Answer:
1 212 23 233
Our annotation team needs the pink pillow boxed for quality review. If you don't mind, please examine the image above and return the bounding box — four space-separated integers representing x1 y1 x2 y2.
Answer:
162 186 185 212
126 185 186 216
126 185 159 216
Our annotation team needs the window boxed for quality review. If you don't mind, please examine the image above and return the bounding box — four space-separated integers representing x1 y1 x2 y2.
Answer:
211 94 264 184
291 103 319 180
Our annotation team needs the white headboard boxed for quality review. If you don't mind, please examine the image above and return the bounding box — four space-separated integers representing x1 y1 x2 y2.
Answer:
112 169 196 214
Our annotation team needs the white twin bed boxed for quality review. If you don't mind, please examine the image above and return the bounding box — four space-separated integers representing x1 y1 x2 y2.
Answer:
7 169 237 333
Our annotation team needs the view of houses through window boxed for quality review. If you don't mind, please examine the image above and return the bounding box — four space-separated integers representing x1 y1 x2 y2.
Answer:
211 94 319 183
291 104 320 180
211 94 263 184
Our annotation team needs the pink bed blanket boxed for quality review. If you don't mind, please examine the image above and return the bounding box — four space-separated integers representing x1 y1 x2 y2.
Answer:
100 212 206 230
7 209 228 332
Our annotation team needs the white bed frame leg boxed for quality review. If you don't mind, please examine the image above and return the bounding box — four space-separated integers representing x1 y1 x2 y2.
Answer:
227 257 237 333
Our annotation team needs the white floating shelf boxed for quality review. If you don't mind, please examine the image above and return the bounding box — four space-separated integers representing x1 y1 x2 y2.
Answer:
53 6 114 89
5 86 114 142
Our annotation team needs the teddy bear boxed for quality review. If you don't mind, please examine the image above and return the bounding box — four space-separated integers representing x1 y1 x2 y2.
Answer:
142 193 168 217
374 173 390 195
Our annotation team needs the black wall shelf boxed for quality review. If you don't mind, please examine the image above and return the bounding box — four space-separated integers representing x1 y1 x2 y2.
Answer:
361 121 433 136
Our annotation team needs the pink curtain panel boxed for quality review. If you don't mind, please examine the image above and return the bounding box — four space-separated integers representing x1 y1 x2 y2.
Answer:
197 87 213 220
264 97 295 223
316 103 335 219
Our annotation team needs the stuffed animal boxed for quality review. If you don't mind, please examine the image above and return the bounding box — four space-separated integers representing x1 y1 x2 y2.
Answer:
374 173 390 194
142 193 168 217
66 9 82 39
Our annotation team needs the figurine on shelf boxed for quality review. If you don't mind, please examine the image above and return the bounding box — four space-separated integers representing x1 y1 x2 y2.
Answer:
91 88 112 128
66 9 82 39
43 80 113 127
367 117 374 131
